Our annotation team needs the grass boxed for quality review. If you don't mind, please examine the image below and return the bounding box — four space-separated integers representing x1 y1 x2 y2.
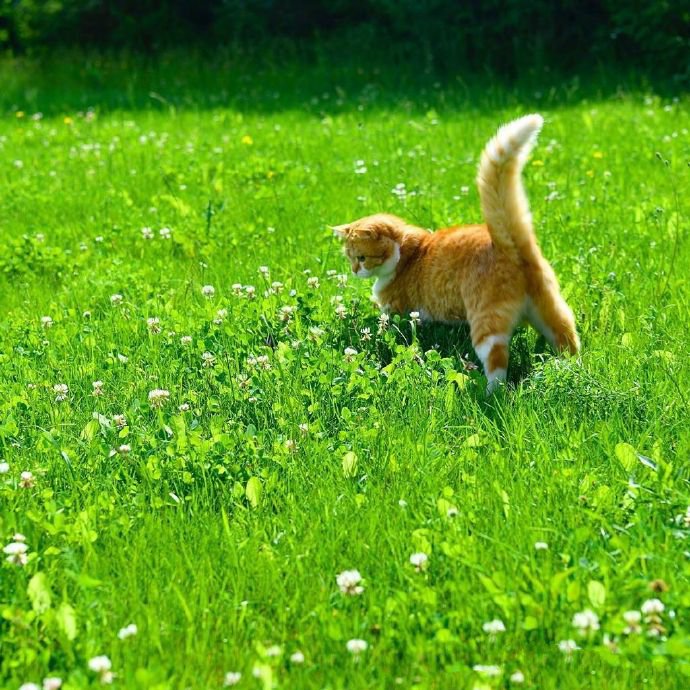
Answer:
0 51 689 690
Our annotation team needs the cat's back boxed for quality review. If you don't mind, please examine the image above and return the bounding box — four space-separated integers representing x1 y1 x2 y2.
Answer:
418 223 493 263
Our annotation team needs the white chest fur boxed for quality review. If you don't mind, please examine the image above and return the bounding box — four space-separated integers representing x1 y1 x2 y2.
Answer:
371 244 400 305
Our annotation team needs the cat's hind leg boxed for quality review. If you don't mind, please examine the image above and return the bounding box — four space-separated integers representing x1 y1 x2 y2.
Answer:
468 308 520 395
525 292 580 355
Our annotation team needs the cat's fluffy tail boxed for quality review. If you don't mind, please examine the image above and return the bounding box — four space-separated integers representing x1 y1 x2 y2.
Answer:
477 114 543 261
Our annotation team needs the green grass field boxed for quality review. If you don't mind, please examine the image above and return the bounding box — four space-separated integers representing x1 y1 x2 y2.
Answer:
1 53 689 689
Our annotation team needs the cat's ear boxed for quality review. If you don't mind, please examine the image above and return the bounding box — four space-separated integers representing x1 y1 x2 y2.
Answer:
330 223 351 239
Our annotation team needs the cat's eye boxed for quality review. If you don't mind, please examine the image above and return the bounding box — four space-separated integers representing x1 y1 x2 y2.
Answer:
357 256 366 262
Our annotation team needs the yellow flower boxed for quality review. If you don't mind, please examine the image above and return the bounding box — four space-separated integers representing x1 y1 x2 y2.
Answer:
531 159 544 167
15 111 25 119
241 135 253 145
593 151 603 159
64 116 74 125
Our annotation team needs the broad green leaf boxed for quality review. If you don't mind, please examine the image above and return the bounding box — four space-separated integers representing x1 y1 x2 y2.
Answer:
246 477 262 508
587 580 606 608
615 443 637 472
28 572 51 614
56 602 77 640
464 433 484 448
522 615 539 630
342 451 358 478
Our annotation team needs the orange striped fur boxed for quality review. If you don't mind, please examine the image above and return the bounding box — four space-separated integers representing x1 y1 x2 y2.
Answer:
333 114 580 393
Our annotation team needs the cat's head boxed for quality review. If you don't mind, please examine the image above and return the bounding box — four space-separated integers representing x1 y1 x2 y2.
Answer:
331 214 403 278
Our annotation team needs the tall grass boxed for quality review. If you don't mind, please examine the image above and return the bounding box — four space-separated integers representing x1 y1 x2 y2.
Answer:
0 53 688 689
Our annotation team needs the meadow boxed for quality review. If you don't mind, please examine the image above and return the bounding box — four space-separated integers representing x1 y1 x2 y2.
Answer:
0 52 689 689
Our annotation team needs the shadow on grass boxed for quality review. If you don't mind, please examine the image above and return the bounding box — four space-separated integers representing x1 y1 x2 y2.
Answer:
0 46 683 117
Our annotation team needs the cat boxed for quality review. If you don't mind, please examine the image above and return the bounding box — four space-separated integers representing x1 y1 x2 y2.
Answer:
332 113 580 393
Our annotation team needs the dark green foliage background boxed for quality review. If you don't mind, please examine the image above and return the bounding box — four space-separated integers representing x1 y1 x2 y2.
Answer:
0 1 688 76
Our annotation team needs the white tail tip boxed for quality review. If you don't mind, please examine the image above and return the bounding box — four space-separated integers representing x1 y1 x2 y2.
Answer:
485 114 544 166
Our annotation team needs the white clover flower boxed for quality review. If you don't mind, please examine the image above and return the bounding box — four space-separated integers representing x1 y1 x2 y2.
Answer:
141 227 154 239
92 380 104 396
4 540 29 566
510 671 525 683
378 313 390 333
201 351 216 368
460 185 470 195
13 533 26 542
113 414 127 429
244 285 256 299
279 305 295 322
88 656 112 673
409 311 421 326
361 327 372 341
337 569 364 596
19 684 40 690
256 355 270 370
343 347 358 362
159 227 172 239
308 326 325 340
110 293 123 306
473 665 502 677
398 498 407 508
290 650 305 664
117 354 129 364
299 423 309 435
258 266 270 277
232 283 243 295
20 471 35 488
148 389 170 408
265 645 282 658
178 403 190 412
201 284 215 298
391 182 407 199
346 639 368 655
603 633 619 653
572 609 600 633
43 678 63 690
483 619 506 635
336 273 348 287
409 552 428 572
117 623 138 640
307 276 320 289
95 236 104 243
285 439 297 452
558 639 580 655
147 317 161 334
223 672 242 686
534 541 549 551
335 304 347 319
623 610 642 628
117 444 131 454
214 308 228 324
641 598 664 615
0 461 9 473
41 316 53 328
53 383 69 402
180 335 192 346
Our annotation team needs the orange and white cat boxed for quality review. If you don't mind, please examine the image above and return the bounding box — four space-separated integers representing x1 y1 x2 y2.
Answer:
333 114 580 393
